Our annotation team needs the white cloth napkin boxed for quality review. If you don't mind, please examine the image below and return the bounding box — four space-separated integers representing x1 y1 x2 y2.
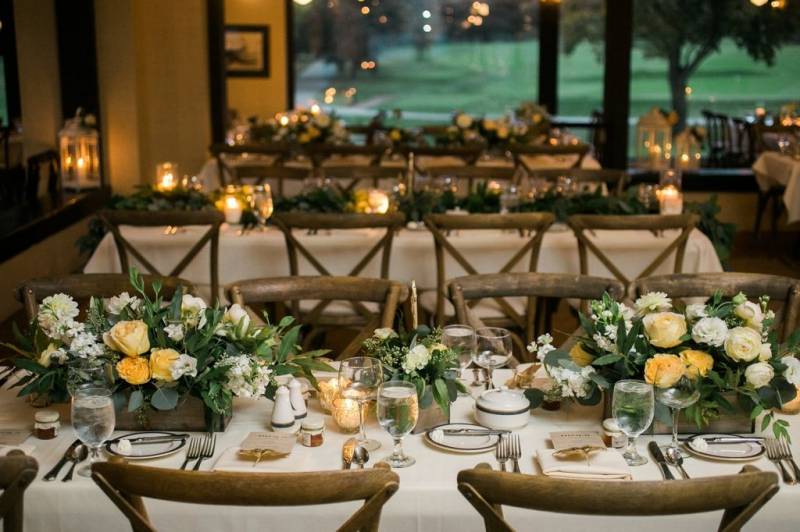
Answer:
212 446 308 473
536 448 632 481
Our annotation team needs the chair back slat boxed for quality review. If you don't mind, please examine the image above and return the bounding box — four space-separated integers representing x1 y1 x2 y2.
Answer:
318 166 405 192
93 462 399 532
424 213 554 327
426 165 520 193
99 210 223 304
633 273 800 342
567 214 699 297
527 168 629 196
209 143 291 187
509 143 590 172
457 464 778 532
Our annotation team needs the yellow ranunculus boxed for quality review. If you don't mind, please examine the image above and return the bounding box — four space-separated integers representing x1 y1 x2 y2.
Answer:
642 312 687 349
644 354 685 388
680 349 714 379
569 343 595 367
103 320 150 357
116 356 150 385
149 348 180 382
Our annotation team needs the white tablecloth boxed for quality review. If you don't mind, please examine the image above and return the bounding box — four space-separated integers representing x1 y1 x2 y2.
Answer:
9 369 798 532
752 151 800 225
83 225 723 302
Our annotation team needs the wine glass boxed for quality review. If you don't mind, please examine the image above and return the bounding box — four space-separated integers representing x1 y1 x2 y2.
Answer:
71 386 115 477
67 362 113 396
251 184 274 227
656 376 700 454
377 380 419 468
612 380 655 466
442 325 476 386
474 327 512 390
338 357 383 451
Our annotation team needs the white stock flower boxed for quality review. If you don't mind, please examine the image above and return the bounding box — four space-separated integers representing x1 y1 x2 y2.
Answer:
548 365 596 399
169 354 198 380
69 331 104 358
403 344 431 373
221 355 272 398
724 327 762 362
164 323 184 341
685 303 708 321
744 362 774 388
783 357 800 386
634 292 672 315
37 294 80 339
181 294 208 328
691 317 728 347
104 292 142 315
373 328 397 341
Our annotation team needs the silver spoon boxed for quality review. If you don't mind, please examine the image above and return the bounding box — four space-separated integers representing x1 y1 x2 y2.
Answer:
62 445 88 482
665 446 690 479
352 445 370 469
342 438 357 470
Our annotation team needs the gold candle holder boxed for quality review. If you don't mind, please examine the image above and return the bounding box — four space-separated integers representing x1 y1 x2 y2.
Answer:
318 378 339 413
331 396 368 433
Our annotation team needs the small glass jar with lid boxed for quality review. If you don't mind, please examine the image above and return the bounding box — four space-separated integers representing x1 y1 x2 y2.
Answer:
34 410 60 439
300 417 325 447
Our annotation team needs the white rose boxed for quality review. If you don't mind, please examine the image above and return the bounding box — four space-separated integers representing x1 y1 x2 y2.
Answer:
169 354 198 380
783 357 800 386
691 317 728 347
216 304 250 337
455 113 473 129
745 362 774 388
104 292 141 315
685 303 708 321
724 327 762 362
403 344 431 372
181 294 208 328
735 301 763 329
758 343 772 362
634 292 672 315
373 328 397 340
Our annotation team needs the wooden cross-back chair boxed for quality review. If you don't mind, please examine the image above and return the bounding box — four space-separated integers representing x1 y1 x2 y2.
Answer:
229 165 310 198
16 273 195 322
209 143 291 187
92 461 399 532
457 464 778 532
319 165 405 193
229 276 408 359
306 144 390 169
99 210 224 304
0 451 38 532
634 272 800 343
401 145 484 170
527 168 629 197
509 143 591 173
425 165 520 194
423 213 555 327
566 213 699 298
449 273 625 359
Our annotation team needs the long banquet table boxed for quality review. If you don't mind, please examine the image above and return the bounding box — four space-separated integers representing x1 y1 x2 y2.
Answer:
84 225 724 302
753 151 800 225
7 368 798 532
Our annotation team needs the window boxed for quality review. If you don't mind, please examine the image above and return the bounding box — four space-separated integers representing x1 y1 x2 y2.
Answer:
558 0 604 121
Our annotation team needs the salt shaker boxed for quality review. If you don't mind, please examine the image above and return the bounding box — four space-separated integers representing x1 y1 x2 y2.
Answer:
271 385 296 432
288 378 307 421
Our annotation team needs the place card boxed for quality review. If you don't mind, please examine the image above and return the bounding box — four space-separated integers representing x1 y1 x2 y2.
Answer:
0 430 31 446
549 430 606 451
239 431 296 455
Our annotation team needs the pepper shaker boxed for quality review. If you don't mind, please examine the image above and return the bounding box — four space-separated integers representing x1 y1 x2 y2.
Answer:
271 385 296 432
289 378 307 421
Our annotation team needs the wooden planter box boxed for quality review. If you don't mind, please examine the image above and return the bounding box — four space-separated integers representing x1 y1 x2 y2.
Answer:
115 395 231 432
603 391 754 435
412 402 449 434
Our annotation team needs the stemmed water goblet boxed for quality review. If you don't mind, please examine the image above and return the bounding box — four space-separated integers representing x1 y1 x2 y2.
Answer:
612 380 655 466
474 327 512 390
442 324 476 391
71 386 115 477
655 376 700 455
338 356 383 452
377 380 419 468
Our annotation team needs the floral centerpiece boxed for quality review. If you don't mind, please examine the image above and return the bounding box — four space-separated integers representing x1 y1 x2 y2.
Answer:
531 292 799 439
6 270 329 429
433 112 485 147
361 326 464 419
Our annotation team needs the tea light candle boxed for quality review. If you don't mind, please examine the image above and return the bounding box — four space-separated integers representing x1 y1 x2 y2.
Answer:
332 396 362 433
366 189 390 214
223 196 243 224
649 144 662 167
156 162 179 192
657 185 683 215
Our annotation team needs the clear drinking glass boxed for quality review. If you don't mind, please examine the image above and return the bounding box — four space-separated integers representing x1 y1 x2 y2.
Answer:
339 357 383 452
442 324 477 395
377 380 419 468
67 362 113 396
251 184 274 226
71 386 115 477
474 327 512 390
656 376 700 454
612 380 655 466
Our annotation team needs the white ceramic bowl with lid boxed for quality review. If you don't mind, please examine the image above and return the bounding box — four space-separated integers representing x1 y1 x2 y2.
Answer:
474 388 531 430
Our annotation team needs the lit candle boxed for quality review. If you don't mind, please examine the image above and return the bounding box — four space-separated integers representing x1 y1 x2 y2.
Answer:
649 144 662 167
224 196 243 224
366 189 390 214
156 162 179 192
679 153 691 168
657 185 683 215
318 378 339 413
332 396 363 433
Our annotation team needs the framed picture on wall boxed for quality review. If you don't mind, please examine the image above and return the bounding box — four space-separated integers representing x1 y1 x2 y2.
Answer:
225 25 270 78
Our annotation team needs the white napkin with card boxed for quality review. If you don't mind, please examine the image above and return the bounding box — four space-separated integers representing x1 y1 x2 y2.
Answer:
536 448 632 480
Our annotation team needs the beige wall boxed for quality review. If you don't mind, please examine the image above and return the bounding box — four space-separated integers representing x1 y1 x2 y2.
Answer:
95 0 212 193
13 0 61 158
225 0 289 119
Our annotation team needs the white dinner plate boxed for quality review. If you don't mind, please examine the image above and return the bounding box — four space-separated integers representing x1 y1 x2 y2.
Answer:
105 431 188 460
425 423 500 454
684 433 765 462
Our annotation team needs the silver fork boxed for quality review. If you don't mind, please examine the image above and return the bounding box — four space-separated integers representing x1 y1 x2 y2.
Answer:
180 437 201 470
509 434 522 473
193 434 216 471
495 436 509 472
765 438 796 485
777 439 800 480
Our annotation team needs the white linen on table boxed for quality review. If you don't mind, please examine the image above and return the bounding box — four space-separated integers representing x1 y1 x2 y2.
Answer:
11 369 798 532
83 225 723 303
752 151 800 224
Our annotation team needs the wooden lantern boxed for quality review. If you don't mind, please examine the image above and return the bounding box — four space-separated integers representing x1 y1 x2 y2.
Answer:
674 129 703 170
636 107 672 170
59 109 101 190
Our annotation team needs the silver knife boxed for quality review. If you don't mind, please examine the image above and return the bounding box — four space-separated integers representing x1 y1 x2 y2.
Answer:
648 441 675 480
43 439 81 481
123 433 190 444
442 429 510 436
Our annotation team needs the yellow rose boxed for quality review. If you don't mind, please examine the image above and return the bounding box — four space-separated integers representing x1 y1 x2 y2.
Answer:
642 312 687 348
103 320 150 357
149 348 180 382
644 354 685 388
389 129 402 141
38 343 59 368
116 356 150 385
680 349 714 379
569 343 595 367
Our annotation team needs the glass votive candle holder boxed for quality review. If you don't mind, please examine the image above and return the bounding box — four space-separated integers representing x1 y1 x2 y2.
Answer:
331 396 367 433
318 378 339 413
